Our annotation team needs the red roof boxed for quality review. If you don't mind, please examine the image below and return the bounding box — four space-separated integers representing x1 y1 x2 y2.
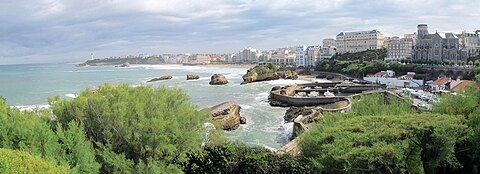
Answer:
374 71 386 76
432 77 451 85
451 80 475 92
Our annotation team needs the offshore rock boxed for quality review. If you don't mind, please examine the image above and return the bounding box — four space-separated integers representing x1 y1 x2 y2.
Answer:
209 102 245 130
283 71 298 80
147 75 173 82
186 74 200 80
241 66 279 84
209 74 228 85
115 62 131 67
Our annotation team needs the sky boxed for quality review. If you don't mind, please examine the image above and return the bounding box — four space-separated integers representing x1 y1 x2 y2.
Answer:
1 0 479 64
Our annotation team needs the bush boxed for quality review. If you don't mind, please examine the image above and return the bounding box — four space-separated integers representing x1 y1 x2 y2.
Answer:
50 84 209 172
0 148 69 174
300 114 469 173
182 142 308 173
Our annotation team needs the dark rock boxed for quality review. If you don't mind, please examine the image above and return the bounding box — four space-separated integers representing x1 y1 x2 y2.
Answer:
186 74 200 80
209 74 228 85
147 75 173 82
115 62 130 67
284 107 323 123
240 117 247 124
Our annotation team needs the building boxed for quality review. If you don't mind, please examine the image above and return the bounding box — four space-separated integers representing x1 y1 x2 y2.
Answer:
366 70 395 78
295 46 307 67
413 24 467 63
322 38 336 47
320 46 336 61
399 72 416 80
259 50 273 62
364 71 423 88
336 30 384 54
305 46 321 67
450 80 475 92
458 31 480 58
386 37 414 62
429 77 451 91
238 47 261 63
270 48 296 67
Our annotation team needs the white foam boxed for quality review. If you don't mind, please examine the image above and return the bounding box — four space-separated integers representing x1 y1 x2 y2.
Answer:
263 145 277 152
239 104 253 110
12 104 50 112
265 79 312 85
65 93 78 98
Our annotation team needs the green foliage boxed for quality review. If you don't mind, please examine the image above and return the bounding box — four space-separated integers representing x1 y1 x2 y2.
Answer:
300 114 469 173
316 59 426 78
0 148 69 174
348 93 416 117
0 97 100 174
182 142 308 174
49 84 209 172
253 63 278 75
332 49 387 62
433 88 479 117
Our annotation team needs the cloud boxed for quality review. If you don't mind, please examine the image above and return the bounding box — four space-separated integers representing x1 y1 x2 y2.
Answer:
0 0 479 64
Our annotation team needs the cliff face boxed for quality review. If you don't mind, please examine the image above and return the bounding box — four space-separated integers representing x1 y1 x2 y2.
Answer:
209 102 246 130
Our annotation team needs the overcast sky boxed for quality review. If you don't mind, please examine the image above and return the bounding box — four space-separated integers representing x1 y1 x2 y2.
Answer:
1 0 479 64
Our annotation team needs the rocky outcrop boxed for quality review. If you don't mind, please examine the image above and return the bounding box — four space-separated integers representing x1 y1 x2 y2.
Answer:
147 75 173 82
209 102 246 130
115 62 131 67
282 71 298 80
284 107 323 123
209 74 228 85
186 74 200 80
241 66 279 84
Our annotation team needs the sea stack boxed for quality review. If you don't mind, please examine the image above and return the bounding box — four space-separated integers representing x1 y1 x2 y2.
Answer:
209 74 228 85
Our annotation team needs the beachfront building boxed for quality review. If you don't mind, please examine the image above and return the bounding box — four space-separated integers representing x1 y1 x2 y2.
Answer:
458 30 480 58
385 37 414 62
322 38 336 47
336 30 384 54
238 47 261 63
320 46 336 61
270 48 296 67
306 46 321 67
413 24 467 63
295 46 307 67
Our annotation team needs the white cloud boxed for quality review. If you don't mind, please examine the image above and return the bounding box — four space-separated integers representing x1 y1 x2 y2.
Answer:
1 0 479 64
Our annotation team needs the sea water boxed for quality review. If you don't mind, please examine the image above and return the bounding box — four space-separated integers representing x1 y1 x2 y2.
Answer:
0 63 321 149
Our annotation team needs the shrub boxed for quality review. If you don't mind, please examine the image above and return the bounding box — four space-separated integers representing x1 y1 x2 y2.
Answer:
0 148 69 174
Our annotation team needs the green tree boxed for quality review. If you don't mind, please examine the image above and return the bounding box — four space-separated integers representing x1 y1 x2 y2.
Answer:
50 84 209 172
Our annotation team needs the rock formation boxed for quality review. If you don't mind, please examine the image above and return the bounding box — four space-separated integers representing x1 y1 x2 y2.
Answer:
147 75 173 82
283 70 298 80
241 66 279 84
209 74 228 85
115 62 131 67
209 102 246 130
186 74 200 80
284 107 323 123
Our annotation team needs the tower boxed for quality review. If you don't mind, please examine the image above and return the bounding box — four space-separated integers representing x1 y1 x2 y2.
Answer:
417 24 429 39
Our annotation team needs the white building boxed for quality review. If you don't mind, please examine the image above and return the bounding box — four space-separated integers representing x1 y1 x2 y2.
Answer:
306 46 321 67
458 30 480 58
295 46 307 67
270 48 296 67
385 37 414 62
322 38 336 47
336 30 384 54
238 47 261 63
320 46 336 61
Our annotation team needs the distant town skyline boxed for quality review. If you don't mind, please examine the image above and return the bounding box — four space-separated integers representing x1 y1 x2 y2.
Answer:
1 0 479 64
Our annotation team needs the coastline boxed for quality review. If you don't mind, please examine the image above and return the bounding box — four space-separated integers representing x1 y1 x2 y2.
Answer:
196 64 256 69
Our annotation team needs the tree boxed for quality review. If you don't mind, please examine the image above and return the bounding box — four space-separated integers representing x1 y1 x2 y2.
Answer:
49 84 209 172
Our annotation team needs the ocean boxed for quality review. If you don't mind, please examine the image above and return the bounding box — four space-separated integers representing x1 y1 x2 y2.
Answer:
0 63 324 150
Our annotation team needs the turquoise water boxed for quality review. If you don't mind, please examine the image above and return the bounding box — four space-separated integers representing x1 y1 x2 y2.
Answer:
0 63 319 149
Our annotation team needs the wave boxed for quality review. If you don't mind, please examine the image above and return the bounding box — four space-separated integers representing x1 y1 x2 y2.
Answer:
65 93 78 98
265 79 312 85
239 104 253 110
12 104 50 111
66 69 116 73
